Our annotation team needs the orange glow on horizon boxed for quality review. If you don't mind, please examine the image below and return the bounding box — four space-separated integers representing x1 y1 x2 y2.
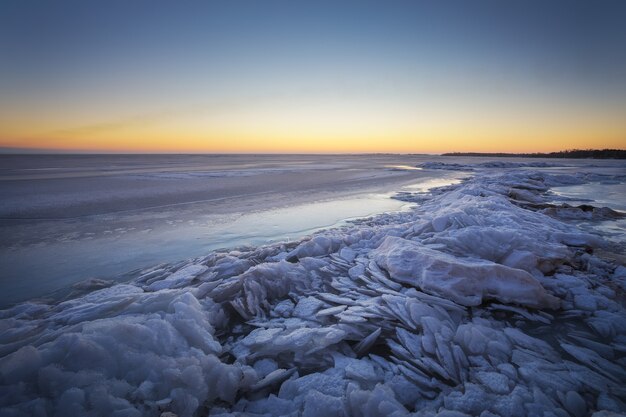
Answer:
3 129 624 154
2 99 624 154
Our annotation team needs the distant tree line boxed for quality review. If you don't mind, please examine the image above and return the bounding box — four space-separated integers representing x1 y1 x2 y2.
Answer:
442 149 626 159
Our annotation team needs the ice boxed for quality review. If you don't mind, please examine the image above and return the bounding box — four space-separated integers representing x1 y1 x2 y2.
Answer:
345 384 409 417
294 296 328 318
0 292 248 417
2 164 626 416
279 371 346 399
343 357 380 382
302 389 345 417
559 343 626 382
475 371 510 394
373 236 559 308
443 383 491 415
249 368 296 392
146 264 208 291
563 391 587 417
354 327 382 356
287 235 343 260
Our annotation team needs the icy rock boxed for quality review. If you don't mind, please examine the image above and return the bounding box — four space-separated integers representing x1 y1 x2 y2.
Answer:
373 236 559 308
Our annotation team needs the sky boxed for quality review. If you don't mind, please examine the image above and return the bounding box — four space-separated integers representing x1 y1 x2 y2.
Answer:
0 0 625 154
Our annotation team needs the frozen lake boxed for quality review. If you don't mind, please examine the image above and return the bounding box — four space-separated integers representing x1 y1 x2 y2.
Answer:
0 154 469 306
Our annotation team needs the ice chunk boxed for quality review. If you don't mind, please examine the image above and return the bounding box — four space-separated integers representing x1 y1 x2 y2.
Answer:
234 326 346 360
273 299 295 317
302 389 345 417
339 247 358 262
374 236 559 308
294 296 328 318
475 371 510 394
147 265 208 291
443 383 490 415
354 327 381 356
249 368 296 392
287 236 342 260
342 357 380 383
252 358 278 378
279 372 346 398
346 384 409 417
563 391 587 417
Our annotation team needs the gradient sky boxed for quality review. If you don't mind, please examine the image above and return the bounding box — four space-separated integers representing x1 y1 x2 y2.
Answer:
1 0 625 153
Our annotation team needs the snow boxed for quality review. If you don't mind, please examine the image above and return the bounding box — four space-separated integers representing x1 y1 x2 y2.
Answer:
1 165 626 416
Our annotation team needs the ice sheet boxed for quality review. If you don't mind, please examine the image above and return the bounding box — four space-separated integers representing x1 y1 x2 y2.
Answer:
1 156 625 417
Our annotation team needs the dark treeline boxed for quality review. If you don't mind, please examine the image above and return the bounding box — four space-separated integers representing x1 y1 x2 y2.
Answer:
442 149 626 159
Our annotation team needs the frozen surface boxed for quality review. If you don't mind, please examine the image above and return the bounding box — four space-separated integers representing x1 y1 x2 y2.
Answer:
1 156 626 417
1 154 445 306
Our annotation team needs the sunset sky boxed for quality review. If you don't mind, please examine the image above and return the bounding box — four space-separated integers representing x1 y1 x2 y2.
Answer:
1 0 625 153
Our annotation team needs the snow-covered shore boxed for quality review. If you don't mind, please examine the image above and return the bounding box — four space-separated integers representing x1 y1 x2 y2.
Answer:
1 167 625 417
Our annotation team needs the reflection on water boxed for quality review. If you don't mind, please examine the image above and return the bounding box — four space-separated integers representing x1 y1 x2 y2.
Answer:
385 165 423 171
0 194 411 306
402 174 465 192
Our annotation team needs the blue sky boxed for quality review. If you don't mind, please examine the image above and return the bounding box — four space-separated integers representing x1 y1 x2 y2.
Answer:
1 0 625 152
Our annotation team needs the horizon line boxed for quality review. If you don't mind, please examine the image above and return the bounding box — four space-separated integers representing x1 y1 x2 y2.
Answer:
1 147 623 157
